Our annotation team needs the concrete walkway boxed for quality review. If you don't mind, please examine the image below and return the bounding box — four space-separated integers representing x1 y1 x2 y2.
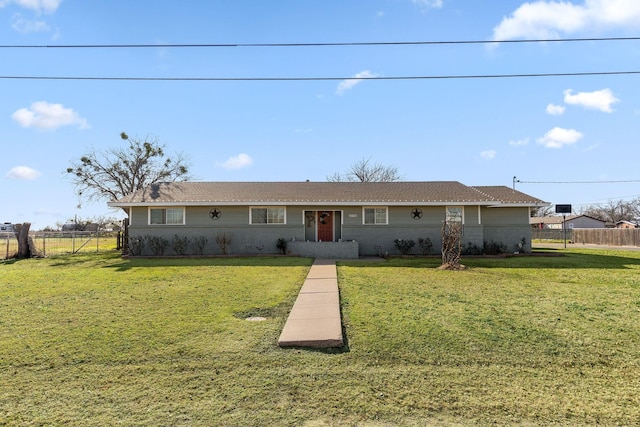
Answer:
278 259 344 348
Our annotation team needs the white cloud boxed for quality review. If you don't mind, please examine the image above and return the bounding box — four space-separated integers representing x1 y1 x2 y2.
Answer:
537 127 583 148
480 150 496 159
0 0 63 13
563 88 619 112
12 101 89 130
218 153 253 170
509 138 530 146
11 14 49 33
413 0 443 9
335 70 378 95
493 0 640 40
546 103 566 115
7 165 41 180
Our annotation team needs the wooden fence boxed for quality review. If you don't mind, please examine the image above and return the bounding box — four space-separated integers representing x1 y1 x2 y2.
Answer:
531 229 572 241
572 228 640 247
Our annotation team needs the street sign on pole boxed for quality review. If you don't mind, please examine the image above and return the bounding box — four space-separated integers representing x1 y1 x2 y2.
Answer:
555 204 572 248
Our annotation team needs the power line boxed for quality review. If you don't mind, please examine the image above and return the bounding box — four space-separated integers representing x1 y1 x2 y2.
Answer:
516 179 640 184
1 36 639 49
1 70 639 82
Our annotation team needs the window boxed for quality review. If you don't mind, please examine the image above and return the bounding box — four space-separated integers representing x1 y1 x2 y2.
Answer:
149 207 184 225
363 207 388 225
251 207 286 224
446 206 464 224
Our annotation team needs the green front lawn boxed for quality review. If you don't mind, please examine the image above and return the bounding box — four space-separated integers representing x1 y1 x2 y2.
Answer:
1 250 639 425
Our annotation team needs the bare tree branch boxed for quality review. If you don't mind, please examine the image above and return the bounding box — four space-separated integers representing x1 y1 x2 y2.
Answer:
327 157 401 182
578 199 640 224
66 132 191 203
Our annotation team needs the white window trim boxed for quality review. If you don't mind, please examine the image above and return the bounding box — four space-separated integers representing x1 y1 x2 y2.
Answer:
148 207 185 225
250 206 287 225
362 206 388 225
446 206 465 225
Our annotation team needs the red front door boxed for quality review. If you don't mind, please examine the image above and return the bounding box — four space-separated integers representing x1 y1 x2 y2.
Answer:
317 211 333 242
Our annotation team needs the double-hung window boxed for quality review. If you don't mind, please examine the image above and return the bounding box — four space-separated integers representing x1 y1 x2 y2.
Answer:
149 207 185 225
446 206 464 224
251 207 286 224
363 207 388 225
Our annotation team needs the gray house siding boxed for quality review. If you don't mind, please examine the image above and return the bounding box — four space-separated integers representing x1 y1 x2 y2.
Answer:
480 207 532 252
340 206 441 256
127 204 534 256
567 216 606 229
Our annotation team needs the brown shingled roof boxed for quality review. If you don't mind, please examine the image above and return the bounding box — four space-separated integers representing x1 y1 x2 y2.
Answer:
109 181 548 207
471 186 547 205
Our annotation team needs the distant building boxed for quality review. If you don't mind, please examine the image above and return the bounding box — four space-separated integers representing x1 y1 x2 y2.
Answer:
615 220 638 229
531 215 606 229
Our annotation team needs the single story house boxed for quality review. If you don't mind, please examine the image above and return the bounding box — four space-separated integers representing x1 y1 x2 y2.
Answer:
108 181 548 258
615 220 638 229
530 215 606 230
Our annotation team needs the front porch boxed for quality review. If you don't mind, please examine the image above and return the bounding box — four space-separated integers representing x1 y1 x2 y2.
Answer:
288 240 359 259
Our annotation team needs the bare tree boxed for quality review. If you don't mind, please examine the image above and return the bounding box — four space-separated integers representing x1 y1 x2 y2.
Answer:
530 205 554 217
440 217 464 270
14 222 31 259
66 132 191 203
579 199 639 224
327 157 401 182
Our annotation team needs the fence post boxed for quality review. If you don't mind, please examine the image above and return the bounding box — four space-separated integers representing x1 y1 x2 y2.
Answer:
42 234 46 257
96 229 99 253
5 236 8 259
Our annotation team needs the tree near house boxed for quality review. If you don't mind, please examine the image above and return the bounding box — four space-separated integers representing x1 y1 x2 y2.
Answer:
531 205 554 217
66 132 191 204
579 199 640 224
327 157 401 182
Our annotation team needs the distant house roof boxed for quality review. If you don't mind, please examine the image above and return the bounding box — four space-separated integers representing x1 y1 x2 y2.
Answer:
109 181 548 208
530 214 605 226
530 216 568 226
615 220 638 228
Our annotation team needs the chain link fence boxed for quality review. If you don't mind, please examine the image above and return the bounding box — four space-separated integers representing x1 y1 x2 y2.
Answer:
1 231 119 259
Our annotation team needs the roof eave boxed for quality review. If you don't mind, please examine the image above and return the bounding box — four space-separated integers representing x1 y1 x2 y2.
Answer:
109 200 526 207
487 202 550 208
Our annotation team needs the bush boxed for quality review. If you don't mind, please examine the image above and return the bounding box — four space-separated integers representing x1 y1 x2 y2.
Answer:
462 242 483 255
215 232 232 255
276 238 287 255
171 235 189 255
483 240 507 255
128 237 145 256
192 236 208 255
394 239 415 255
417 237 433 255
147 235 169 256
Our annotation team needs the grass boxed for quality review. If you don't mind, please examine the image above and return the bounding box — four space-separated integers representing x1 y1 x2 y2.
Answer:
1 249 640 425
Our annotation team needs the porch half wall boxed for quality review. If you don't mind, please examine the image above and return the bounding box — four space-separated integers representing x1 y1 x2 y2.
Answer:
288 241 359 259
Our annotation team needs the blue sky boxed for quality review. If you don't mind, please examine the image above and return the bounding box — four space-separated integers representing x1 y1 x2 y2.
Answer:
2 0 640 229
